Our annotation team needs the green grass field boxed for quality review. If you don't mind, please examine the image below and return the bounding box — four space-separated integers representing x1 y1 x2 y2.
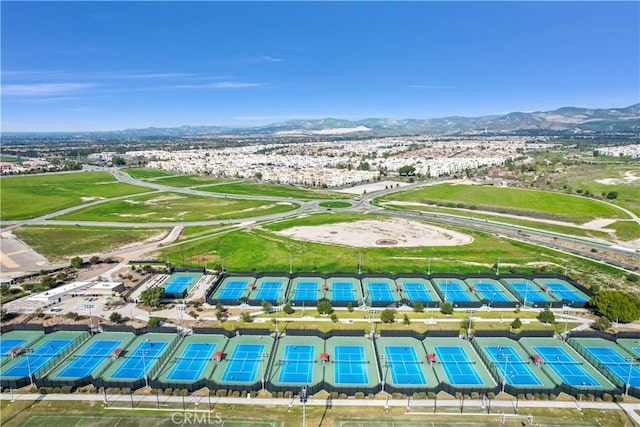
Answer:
379 183 628 224
0 172 149 220
378 203 613 240
53 192 300 222
0 399 634 427
319 201 352 208
146 175 233 187
197 181 351 199
121 168 178 179
156 213 627 289
13 226 168 260
607 220 640 241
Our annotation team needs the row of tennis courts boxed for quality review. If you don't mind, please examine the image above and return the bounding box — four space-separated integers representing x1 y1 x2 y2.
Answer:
2 328 636 397
207 273 591 308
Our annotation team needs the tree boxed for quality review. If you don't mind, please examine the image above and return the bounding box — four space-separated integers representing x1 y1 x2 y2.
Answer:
140 287 164 307
215 303 229 321
606 191 618 200
111 155 126 166
89 256 100 265
240 311 253 323
593 316 612 331
347 302 354 312
537 306 555 324
261 300 272 313
590 290 640 323
65 311 79 321
399 165 416 176
148 317 163 327
70 257 83 268
511 317 522 330
380 309 395 324
0 283 10 295
330 313 338 322
440 302 453 315
412 301 424 313
109 312 123 323
317 300 333 315
40 275 55 288
403 314 410 325
1 307 9 321
282 304 295 315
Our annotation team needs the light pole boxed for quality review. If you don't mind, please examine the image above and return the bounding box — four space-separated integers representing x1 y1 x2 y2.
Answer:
84 304 95 331
381 355 389 394
427 257 431 276
289 254 293 275
358 252 362 275
177 303 186 331
300 385 308 427
496 257 500 276
23 348 34 387
466 309 475 339
260 352 269 391
497 353 512 394
625 357 635 396
140 349 149 388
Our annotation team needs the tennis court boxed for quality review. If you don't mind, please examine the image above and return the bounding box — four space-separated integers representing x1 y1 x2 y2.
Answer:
334 345 369 385
255 281 283 301
436 281 472 303
331 282 356 302
504 280 552 304
55 340 120 379
466 279 515 303
384 346 426 385
292 281 318 302
111 341 167 379
484 345 542 386
367 282 394 303
533 346 598 387
166 342 217 381
533 279 589 303
584 346 640 387
402 282 432 302
163 273 201 296
219 280 249 300
1 339 26 357
433 346 483 385
220 343 265 383
277 344 315 384
1 339 74 378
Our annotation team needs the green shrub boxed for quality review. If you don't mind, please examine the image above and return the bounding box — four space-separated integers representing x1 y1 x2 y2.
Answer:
164 388 173 396
282 304 295 315
330 391 339 399
471 392 480 399
427 391 437 399
60 385 73 393
440 302 453 315
231 390 240 397
339 393 348 399
355 392 365 399
284 391 293 398
586 393 595 402
602 393 613 402
391 392 405 399
614 394 624 402
486 392 496 400
516 393 525 400
548 393 557 401
539 393 548 401
215 389 227 397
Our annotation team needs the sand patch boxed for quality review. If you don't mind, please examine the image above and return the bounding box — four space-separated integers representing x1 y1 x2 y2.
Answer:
595 171 640 185
143 194 186 205
276 218 473 248
337 180 411 194
582 218 618 230
80 196 102 202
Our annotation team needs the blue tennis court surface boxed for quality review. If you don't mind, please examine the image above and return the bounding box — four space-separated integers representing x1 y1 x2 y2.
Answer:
533 346 598 386
293 282 318 301
1 339 26 357
584 347 640 387
385 346 426 385
484 346 542 386
403 282 432 302
434 346 482 385
1 339 73 377
278 345 314 384
255 281 283 301
56 340 120 378
334 346 369 384
509 282 550 303
332 282 356 302
368 282 394 302
111 341 167 379
220 344 265 382
542 283 588 303
439 282 472 302
167 342 217 381
164 275 196 295
218 280 248 300
474 283 511 302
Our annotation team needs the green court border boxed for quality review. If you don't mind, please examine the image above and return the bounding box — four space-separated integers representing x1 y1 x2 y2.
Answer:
464 278 518 303
394 277 442 304
210 335 275 387
162 272 203 296
210 275 256 302
249 276 290 304
324 337 379 389
375 337 438 388
500 278 560 306
155 334 229 385
326 277 364 305
430 278 481 303
422 337 496 388
361 277 402 306
532 278 590 303
268 335 324 389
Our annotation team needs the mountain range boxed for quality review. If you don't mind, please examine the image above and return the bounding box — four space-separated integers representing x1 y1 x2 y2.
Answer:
5 104 640 137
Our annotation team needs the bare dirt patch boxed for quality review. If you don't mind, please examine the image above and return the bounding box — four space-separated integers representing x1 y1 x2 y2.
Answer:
276 218 473 248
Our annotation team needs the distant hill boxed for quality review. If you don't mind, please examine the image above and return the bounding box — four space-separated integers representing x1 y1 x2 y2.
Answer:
4 104 638 137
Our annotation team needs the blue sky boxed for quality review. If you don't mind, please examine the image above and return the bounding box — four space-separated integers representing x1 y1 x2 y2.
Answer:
2 1 638 132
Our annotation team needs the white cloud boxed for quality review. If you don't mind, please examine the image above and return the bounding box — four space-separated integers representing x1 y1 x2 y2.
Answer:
256 55 283 62
173 81 268 89
1 82 96 96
